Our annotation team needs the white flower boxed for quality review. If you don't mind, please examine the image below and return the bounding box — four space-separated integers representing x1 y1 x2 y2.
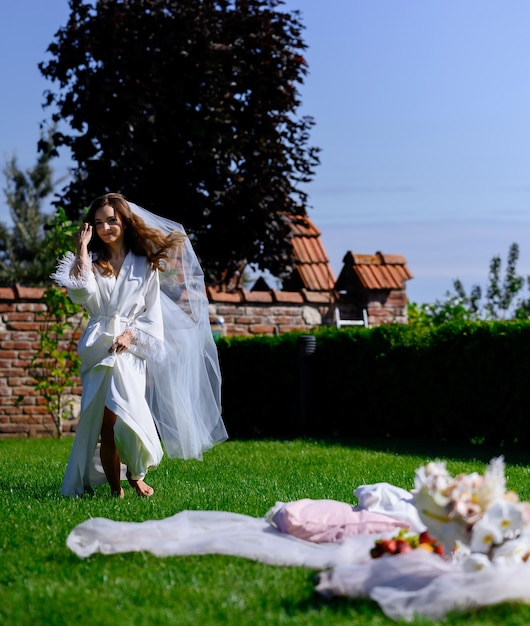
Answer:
470 517 503 553
463 552 492 572
485 500 523 538
469 500 523 553
413 488 448 520
413 487 470 552
414 461 451 493
449 484 482 525
491 537 530 564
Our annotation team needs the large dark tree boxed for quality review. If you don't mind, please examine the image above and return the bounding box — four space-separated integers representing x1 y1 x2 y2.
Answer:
39 0 320 286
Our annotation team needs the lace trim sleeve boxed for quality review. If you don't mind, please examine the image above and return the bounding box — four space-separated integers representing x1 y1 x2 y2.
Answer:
128 327 166 363
50 251 93 289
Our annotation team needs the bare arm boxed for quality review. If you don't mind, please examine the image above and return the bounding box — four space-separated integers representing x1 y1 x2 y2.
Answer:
71 223 93 279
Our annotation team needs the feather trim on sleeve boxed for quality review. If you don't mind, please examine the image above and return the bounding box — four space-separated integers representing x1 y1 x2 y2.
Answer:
50 252 93 289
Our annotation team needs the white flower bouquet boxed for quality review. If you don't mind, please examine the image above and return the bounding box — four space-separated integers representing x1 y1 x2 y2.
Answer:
412 456 530 570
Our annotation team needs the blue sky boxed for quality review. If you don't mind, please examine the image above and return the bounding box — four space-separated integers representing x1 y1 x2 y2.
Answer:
2 1 530 304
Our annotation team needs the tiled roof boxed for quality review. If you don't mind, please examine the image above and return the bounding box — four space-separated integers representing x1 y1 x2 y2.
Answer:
210 212 412 297
285 214 337 291
207 286 334 304
336 251 413 291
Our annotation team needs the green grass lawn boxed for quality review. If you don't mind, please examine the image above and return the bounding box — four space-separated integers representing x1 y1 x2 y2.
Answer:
2 436 530 625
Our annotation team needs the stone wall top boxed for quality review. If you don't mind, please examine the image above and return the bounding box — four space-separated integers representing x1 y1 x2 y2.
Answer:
0 285 46 301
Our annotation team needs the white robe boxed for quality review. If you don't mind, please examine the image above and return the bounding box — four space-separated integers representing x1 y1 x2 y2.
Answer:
56 252 165 497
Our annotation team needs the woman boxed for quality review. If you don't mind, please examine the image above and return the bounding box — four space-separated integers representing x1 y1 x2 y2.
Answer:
52 193 227 497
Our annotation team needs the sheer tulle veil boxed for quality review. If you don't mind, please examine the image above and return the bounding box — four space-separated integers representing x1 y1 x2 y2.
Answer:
129 202 227 459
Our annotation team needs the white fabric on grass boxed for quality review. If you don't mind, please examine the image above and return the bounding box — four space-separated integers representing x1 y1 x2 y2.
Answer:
66 482 530 621
316 551 530 621
66 509 380 568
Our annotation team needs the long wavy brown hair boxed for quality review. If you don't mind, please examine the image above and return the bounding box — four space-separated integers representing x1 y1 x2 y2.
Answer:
85 193 186 276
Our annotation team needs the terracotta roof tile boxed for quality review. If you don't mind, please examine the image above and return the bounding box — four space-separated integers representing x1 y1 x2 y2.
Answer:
336 251 413 291
207 287 243 303
272 290 304 304
15 286 46 299
0 287 15 300
303 290 334 304
0 286 47 301
284 214 336 291
244 291 274 304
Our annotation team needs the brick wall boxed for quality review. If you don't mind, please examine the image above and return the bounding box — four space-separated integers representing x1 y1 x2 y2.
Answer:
208 287 409 336
207 288 336 336
366 289 409 326
0 286 81 440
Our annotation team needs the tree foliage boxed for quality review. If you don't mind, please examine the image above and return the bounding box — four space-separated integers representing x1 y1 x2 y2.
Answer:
39 0 320 287
0 134 57 285
26 206 84 437
408 243 530 326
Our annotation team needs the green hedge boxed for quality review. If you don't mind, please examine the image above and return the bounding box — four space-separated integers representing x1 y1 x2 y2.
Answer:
216 322 530 448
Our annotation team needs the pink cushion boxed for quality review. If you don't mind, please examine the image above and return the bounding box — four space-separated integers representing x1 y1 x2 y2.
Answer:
272 499 409 543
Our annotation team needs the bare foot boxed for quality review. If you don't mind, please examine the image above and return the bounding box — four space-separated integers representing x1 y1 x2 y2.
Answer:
111 487 124 498
126 471 154 497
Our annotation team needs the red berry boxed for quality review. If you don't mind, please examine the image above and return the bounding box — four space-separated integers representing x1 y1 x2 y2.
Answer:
419 531 436 545
395 540 413 553
384 540 397 553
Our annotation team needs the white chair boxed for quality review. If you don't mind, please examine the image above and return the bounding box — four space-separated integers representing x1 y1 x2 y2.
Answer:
335 307 369 328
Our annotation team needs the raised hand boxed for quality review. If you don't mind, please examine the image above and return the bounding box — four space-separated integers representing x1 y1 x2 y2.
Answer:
77 222 93 250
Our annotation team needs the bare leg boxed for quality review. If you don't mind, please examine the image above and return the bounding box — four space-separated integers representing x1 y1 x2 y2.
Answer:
100 407 124 497
126 470 154 497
